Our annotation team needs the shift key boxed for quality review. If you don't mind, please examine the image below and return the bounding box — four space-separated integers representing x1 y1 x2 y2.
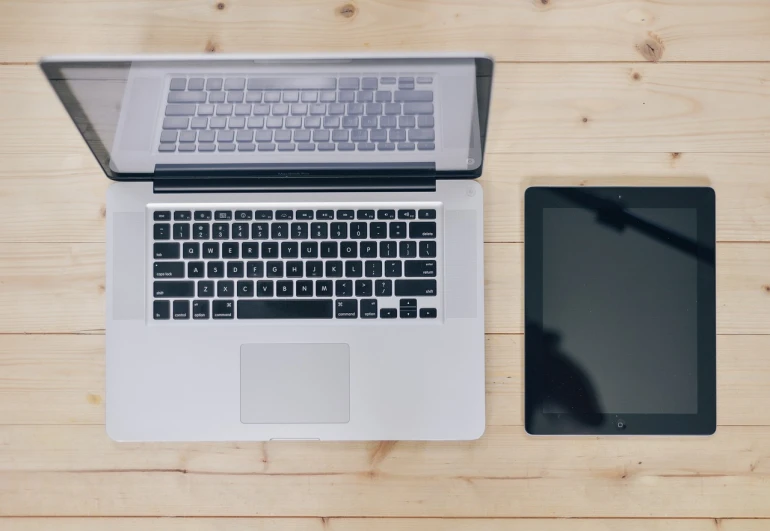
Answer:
395 279 437 296
154 281 194 298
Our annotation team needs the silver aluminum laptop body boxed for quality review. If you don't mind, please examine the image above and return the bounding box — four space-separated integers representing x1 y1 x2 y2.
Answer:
42 53 493 441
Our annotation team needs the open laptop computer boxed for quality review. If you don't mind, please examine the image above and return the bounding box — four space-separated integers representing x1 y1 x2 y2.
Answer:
41 53 493 441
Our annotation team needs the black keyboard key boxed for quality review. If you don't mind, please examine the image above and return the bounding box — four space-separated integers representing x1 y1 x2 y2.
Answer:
222 242 239 259
335 299 357 319
173 300 190 320
361 299 378 318
154 211 171 221
350 222 367 239
183 242 200 259
267 261 284 278
420 308 437 319
247 261 264 278
409 222 437 239
235 210 253 220
311 222 329 239
281 241 299 258
255 210 273 220
377 210 396 220
399 241 417 258
153 300 170 320
238 299 333 319
203 242 219 259
385 260 402 277
252 222 269 239
389 222 407 239
419 241 437 258
365 260 383 278
398 209 416 220
214 210 232 221
355 280 372 297
262 242 279 258
321 241 338 258
297 210 314 220
188 261 205 278
296 280 313 297
154 223 170 240
317 210 334 220
375 279 392 296
154 281 194 298
276 210 293 220
227 261 244 278
232 222 249 239
192 300 210 319
154 262 184 278
212 223 229 239
198 280 215 298
286 261 303 278
360 241 377 258
193 223 209 240
276 280 294 297
400 308 417 319
174 211 192 221
326 260 343 277
380 308 397 318
257 280 274 297
213 300 235 319
207 261 225 278
345 260 363 278
195 211 212 221
357 210 375 220
418 209 437 219
271 223 289 239
242 243 259 258
316 280 333 297
331 222 348 239
336 279 353 297
380 241 397 258
337 210 355 220
405 260 437 277
238 280 254 297
306 261 324 277
400 298 417 308
370 222 387 239
291 222 308 239
340 241 357 258
301 241 318 258
154 242 180 259
395 279 437 296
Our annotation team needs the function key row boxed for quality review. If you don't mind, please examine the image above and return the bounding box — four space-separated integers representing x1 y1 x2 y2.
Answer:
169 76 433 92
154 209 436 222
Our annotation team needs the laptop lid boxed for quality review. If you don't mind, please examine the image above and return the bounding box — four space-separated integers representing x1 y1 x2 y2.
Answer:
40 54 494 182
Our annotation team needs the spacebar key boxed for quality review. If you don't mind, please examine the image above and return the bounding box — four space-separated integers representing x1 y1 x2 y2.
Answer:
238 300 333 319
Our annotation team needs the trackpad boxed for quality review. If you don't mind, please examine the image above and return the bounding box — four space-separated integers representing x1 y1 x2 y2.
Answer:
240 343 350 424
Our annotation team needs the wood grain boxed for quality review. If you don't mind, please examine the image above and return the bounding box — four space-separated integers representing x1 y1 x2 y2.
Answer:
1 519 767 531
2 334 768 426
1 0 770 63
0 242 768 335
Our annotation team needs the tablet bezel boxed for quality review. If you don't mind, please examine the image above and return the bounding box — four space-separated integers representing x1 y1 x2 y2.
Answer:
524 187 716 435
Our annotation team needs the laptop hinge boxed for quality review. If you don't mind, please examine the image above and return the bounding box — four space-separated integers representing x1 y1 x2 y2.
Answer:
153 176 437 194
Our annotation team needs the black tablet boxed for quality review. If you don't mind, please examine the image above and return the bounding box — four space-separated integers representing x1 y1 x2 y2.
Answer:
524 187 716 435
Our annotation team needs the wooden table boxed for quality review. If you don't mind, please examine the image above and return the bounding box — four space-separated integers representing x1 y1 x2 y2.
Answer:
1 1 769 529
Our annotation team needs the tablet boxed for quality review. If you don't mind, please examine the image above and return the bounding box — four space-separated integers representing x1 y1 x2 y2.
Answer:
524 187 716 435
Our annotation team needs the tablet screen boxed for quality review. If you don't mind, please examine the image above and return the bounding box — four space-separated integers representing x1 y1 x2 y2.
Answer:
525 187 716 435
542 207 698 414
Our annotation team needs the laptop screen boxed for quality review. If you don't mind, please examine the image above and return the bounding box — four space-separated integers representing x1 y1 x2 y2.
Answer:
40 55 493 180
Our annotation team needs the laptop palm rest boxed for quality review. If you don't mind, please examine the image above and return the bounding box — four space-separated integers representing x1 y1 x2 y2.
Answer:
240 343 350 424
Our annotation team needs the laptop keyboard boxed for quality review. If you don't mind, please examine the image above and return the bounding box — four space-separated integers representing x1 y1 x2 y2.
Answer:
159 76 436 154
150 205 441 321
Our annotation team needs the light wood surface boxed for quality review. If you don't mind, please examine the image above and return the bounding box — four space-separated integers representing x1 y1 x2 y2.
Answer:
1 0 769 528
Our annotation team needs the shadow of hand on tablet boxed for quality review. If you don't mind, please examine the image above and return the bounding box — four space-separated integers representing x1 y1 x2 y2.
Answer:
526 322 603 428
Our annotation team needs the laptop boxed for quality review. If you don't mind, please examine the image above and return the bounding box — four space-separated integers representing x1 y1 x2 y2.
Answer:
41 53 493 442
